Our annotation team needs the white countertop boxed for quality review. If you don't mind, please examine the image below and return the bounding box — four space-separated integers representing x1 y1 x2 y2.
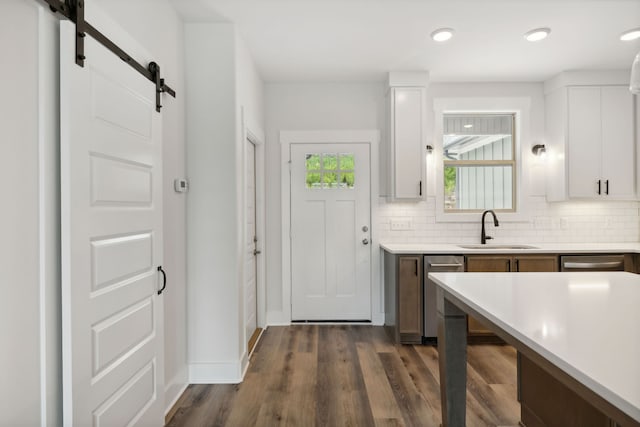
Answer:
430 271 640 423
380 242 640 254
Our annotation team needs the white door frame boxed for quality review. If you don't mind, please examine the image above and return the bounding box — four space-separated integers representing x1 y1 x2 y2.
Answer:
242 110 266 347
280 130 382 325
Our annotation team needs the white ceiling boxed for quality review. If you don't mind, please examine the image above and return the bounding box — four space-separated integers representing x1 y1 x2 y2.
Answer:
169 0 640 83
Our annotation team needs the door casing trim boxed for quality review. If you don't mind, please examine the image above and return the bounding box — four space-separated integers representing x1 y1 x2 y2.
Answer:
279 130 381 325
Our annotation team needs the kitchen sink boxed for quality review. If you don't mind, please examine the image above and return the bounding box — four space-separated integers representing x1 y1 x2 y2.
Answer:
458 244 539 250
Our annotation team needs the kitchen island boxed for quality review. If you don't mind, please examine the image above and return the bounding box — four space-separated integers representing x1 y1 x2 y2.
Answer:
431 271 640 427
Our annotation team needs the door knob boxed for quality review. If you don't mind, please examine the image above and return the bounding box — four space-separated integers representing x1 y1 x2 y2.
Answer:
362 238 369 245
362 225 369 232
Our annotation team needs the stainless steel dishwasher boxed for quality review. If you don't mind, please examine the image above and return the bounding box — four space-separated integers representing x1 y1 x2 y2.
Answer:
560 254 625 271
424 255 465 343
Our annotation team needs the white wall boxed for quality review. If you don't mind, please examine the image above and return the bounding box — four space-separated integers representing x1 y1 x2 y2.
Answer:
235 34 265 358
264 82 386 320
185 23 265 382
1 0 188 423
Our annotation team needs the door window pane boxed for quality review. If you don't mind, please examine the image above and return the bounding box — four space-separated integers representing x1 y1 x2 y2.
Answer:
323 154 337 170
305 152 355 189
339 153 355 170
306 154 321 170
340 172 355 188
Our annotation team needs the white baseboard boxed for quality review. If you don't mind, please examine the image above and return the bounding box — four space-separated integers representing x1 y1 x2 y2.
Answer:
266 310 290 325
164 381 188 417
188 360 243 384
268 311 384 326
372 312 384 326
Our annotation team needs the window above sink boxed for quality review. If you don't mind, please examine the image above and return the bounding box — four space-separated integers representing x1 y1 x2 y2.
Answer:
433 97 533 223
443 113 516 212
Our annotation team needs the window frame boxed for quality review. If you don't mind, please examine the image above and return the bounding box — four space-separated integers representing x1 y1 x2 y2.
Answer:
443 113 517 213
433 97 532 223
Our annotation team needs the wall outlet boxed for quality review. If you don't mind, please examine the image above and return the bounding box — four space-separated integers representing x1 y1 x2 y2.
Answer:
390 218 413 230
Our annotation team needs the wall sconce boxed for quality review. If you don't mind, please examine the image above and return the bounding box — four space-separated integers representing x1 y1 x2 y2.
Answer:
531 144 546 156
426 145 434 154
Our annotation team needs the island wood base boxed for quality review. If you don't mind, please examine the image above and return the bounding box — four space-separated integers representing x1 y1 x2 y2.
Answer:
518 353 611 427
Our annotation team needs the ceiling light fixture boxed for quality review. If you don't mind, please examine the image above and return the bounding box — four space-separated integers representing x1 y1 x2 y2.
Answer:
524 28 551 42
431 28 454 42
620 28 640 41
463 124 473 129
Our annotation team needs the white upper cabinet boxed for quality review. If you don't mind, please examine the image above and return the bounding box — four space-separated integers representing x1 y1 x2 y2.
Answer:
600 87 635 198
390 87 424 199
545 79 635 201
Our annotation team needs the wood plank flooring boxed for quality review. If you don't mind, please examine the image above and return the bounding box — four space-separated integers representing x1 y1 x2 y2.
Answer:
166 325 520 427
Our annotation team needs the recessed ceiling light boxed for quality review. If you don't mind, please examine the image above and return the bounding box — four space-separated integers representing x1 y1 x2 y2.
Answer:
431 28 454 42
620 28 640 41
463 124 473 128
524 28 551 42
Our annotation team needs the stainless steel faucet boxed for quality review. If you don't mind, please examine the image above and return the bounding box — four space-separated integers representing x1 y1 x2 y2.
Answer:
481 210 499 244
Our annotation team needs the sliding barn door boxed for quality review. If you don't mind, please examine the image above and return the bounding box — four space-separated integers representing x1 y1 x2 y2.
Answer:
60 21 164 426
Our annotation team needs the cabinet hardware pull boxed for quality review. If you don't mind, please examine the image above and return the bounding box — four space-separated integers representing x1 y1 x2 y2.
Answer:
597 180 601 195
507 259 511 271
415 258 419 276
428 263 464 268
605 180 609 195
515 259 519 272
419 180 422 196
563 261 623 269
157 266 167 295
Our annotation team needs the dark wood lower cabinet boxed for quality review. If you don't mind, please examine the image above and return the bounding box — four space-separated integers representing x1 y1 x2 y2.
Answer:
383 252 423 344
397 255 423 343
465 255 559 344
519 353 611 427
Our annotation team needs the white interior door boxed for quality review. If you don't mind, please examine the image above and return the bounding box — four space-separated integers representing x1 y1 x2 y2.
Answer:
245 140 259 347
290 143 371 320
60 22 164 426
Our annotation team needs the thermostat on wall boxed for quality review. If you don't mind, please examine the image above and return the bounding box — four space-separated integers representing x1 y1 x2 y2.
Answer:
174 178 189 193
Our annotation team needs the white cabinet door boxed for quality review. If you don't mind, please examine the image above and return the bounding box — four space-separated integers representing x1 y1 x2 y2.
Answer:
568 87 602 198
390 87 424 199
601 86 635 198
565 86 635 199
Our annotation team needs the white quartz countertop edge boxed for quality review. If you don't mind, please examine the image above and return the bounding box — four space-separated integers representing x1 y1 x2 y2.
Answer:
379 242 640 254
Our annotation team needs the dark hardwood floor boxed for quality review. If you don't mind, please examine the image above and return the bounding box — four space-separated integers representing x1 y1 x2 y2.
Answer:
166 325 520 427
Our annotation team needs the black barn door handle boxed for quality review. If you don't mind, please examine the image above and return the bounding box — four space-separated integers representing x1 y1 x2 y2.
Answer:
157 266 167 295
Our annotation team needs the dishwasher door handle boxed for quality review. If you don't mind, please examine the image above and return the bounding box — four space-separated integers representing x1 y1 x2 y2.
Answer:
563 261 624 269
428 263 464 268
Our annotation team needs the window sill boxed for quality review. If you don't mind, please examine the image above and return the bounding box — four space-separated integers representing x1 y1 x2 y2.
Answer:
435 210 531 223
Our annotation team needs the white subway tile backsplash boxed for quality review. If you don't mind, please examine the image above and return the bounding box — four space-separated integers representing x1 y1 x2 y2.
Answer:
377 196 640 244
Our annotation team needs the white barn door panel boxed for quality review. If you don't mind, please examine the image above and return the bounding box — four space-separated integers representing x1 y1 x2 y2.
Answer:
60 22 164 427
